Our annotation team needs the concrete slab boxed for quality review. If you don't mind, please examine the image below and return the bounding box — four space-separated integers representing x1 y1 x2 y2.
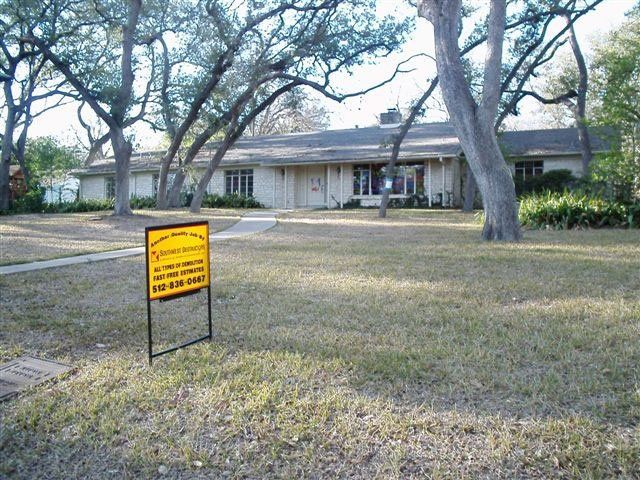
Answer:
0 210 277 275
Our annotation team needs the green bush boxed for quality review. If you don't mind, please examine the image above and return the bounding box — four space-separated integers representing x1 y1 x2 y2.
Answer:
6 195 159 214
42 199 115 213
342 198 362 209
201 193 263 209
519 191 638 229
130 195 156 209
9 186 45 213
180 191 193 207
514 169 576 196
388 194 432 208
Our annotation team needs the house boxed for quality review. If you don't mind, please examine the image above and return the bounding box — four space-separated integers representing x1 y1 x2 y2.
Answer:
9 166 27 200
74 120 610 208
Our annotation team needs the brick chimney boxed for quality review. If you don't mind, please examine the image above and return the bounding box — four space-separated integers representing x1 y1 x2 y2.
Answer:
379 108 402 128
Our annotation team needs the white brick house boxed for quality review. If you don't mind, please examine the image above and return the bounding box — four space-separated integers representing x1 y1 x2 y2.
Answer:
74 122 611 208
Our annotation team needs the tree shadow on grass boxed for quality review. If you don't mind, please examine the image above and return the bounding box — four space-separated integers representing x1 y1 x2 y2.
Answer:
1 217 639 478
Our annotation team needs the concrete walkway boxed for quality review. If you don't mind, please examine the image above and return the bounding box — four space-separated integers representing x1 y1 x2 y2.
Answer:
0 210 278 275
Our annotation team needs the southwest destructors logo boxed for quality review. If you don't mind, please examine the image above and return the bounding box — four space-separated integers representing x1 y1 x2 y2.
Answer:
151 250 159 262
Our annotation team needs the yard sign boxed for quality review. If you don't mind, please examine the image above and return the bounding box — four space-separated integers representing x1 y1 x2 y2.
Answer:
145 221 212 364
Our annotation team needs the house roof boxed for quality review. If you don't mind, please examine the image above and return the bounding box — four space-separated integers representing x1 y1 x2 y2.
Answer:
75 122 613 176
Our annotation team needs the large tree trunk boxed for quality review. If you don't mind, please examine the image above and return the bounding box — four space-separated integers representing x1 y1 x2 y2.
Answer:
472 141 520 240
419 0 521 241
15 118 32 188
566 17 592 175
456 114 520 240
110 127 133 215
462 163 476 212
378 79 440 218
0 117 14 211
167 169 186 207
190 138 235 212
0 86 16 211
378 162 396 218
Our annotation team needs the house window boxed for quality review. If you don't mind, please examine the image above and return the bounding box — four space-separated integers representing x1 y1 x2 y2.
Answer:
353 163 424 195
152 174 159 198
353 165 370 195
515 160 543 180
225 169 253 196
105 176 115 199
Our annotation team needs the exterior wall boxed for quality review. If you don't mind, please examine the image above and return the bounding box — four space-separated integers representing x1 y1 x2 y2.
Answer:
133 173 154 197
285 167 296 208
208 170 224 195
253 167 275 207
509 155 583 177
271 166 297 208
543 156 583 177
80 175 106 200
207 166 273 207
328 163 353 207
79 153 580 208
80 172 160 200
424 158 456 206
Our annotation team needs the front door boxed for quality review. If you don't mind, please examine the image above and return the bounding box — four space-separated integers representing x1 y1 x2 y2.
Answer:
307 166 325 206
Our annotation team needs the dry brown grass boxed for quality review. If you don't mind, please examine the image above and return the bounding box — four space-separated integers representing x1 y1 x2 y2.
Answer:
0 209 240 265
1 209 638 478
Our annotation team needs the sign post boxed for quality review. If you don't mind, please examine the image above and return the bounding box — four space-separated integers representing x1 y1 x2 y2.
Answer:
145 221 212 364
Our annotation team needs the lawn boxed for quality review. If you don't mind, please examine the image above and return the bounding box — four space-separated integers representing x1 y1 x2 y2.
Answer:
0 209 241 266
0 210 638 478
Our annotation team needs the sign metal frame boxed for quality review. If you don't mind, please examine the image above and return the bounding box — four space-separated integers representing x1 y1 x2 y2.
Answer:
144 221 212 364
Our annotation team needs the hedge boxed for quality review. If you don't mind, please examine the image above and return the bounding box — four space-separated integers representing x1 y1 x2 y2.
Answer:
519 191 640 229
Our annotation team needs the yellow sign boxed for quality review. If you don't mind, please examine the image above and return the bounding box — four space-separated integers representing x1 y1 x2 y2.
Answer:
145 221 210 301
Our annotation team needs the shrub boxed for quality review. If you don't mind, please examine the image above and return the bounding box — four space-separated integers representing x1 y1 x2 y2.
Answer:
342 198 362 209
9 186 45 213
201 193 263 209
514 169 576 196
42 199 115 213
519 191 638 229
181 192 193 207
130 195 156 209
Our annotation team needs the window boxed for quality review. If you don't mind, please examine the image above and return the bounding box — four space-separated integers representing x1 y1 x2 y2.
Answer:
225 169 254 196
352 163 424 195
515 160 543 180
353 165 370 195
105 176 115 199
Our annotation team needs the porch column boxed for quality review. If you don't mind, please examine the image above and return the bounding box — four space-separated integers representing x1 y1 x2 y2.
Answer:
340 163 344 208
440 156 445 207
326 164 331 207
272 168 276 208
284 166 288 209
428 160 432 207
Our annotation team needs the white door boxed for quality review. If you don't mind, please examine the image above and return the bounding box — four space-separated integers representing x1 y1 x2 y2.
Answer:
307 166 325 206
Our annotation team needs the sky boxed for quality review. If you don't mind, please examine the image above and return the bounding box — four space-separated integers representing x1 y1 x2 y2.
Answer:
25 0 636 151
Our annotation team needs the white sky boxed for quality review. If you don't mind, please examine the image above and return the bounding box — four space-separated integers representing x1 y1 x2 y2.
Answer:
27 0 635 150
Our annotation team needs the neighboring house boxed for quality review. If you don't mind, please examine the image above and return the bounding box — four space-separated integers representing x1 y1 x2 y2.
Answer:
73 120 610 209
9 166 27 200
